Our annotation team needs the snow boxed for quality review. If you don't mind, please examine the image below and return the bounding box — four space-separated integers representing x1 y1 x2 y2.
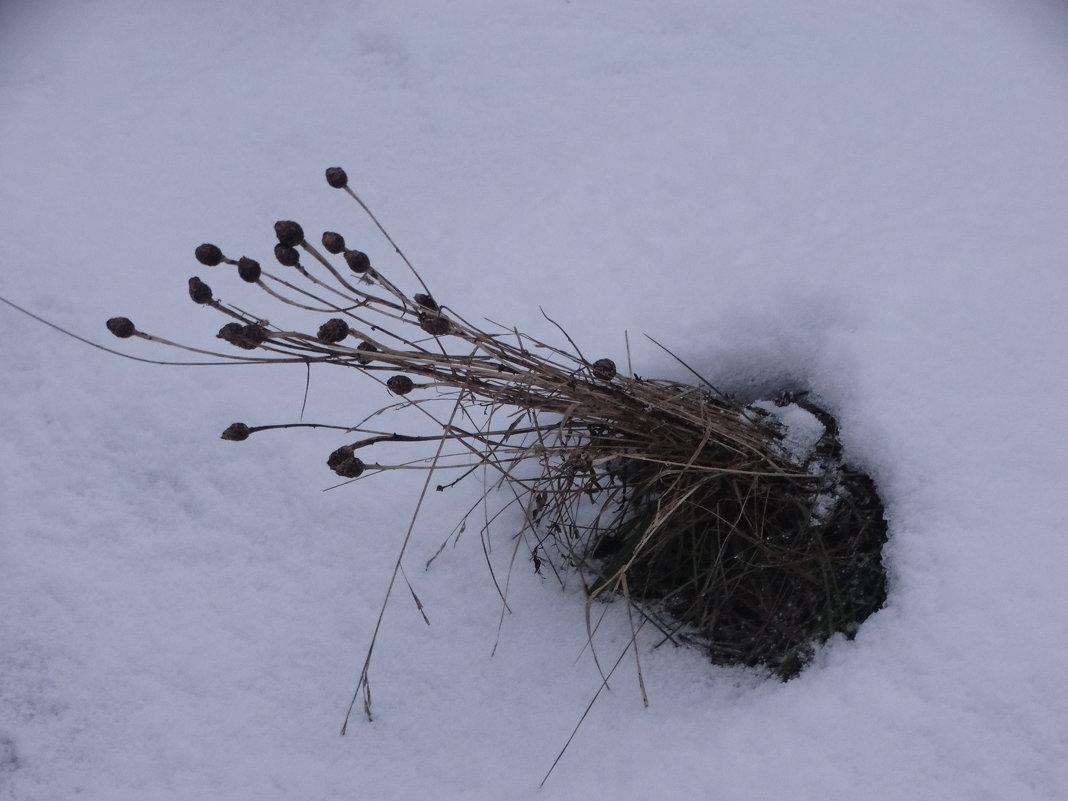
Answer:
751 399 826 463
3 1 1068 798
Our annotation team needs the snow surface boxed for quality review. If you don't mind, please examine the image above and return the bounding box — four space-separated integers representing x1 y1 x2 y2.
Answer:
750 400 826 463
3 1 1068 798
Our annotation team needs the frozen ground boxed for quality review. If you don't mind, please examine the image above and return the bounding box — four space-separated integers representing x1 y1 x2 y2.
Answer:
2 1 1067 798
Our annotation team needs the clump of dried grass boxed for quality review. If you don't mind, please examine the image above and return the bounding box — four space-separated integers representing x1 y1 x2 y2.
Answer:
104 166 887 727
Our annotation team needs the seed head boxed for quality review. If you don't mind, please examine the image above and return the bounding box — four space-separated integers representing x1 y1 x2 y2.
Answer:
419 312 451 337
274 220 305 247
413 293 439 311
321 231 346 254
325 166 348 189
221 422 251 441
274 244 300 267
217 322 242 340
195 243 224 266
327 445 365 478
188 276 213 304
240 323 268 348
356 341 378 364
592 358 617 380
344 249 371 273
106 317 136 338
237 256 261 283
217 322 267 350
387 375 414 395
317 318 350 343
327 445 353 470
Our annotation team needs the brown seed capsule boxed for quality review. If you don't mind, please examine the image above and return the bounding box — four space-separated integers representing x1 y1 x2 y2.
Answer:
317 318 350 343
343 249 371 273
237 256 261 283
188 277 213 304
325 166 348 189
321 231 346 254
274 244 300 267
327 445 364 478
387 375 414 395
419 313 451 336
413 293 439 311
327 445 354 471
217 322 243 341
106 317 136 338
221 422 251 441
355 341 378 364
335 457 365 478
195 243 224 266
217 322 267 350
274 220 305 247
241 323 268 348
592 358 617 380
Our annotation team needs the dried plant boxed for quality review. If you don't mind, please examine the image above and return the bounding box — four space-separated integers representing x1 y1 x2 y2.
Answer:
100 167 888 756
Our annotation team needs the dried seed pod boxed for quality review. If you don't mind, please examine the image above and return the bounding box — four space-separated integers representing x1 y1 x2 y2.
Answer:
335 458 365 479
274 244 300 267
317 318 350 343
188 276 213 304
387 375 414 395
355 341 378 364
419 312 451 336
343 249 371 273
221 422 251 441
237 256 261 283
274 220 305 247
335 457 365 478
240 323 268 348
327 445 354 471
413 293 439 311
327 445 364 478
195 243 224 266
321 231 346 254
217 322 267 350
217 322 243 341
325 166 348 188
106 317 136 338
592 358 617 380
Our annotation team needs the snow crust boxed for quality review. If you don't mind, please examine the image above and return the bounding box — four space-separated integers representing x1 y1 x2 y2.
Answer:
2 1 1068 798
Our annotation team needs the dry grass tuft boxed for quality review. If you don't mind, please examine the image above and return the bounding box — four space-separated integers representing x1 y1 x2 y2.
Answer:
105 166 888 731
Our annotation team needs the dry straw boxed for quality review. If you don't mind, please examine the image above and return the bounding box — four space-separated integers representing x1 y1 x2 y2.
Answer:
104 167 888 743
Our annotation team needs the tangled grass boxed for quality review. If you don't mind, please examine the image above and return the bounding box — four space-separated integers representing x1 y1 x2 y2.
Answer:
103 167 887 740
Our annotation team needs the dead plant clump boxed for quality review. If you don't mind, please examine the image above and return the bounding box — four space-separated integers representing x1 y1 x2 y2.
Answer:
105 166 887 715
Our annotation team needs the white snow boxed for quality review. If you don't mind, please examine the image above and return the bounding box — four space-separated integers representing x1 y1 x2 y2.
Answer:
2 1 1068 799
751 399 826 463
